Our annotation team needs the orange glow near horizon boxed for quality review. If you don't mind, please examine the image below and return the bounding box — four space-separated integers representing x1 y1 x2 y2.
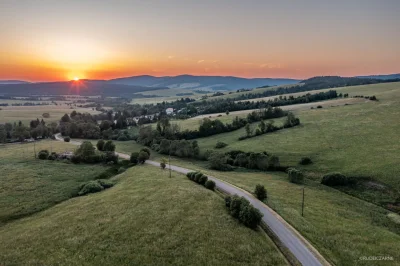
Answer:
0 1 399 82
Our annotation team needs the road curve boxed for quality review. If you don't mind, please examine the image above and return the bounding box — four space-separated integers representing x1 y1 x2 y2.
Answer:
55 134 329 266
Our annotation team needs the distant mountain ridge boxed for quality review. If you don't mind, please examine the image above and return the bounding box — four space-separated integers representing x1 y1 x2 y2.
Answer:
109 75 300 90
0 80 31 85
357 73 400 80
0 80 167 96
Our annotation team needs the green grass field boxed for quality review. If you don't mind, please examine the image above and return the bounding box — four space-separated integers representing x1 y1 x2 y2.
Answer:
192 82 400 191
0 165 287 266
0 105 100 124
208 84 299 101
130 88 207 104
149 156 400 266
0 141 107 225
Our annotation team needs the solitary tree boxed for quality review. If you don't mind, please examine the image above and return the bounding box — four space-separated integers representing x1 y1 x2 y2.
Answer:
245 123 253 137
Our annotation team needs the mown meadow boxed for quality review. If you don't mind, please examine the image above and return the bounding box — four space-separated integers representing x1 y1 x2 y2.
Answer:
0 165 287 266
0 141 107 225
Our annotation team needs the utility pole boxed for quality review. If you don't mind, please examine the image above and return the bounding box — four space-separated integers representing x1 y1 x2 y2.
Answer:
169 142 172 178
301 187 305 217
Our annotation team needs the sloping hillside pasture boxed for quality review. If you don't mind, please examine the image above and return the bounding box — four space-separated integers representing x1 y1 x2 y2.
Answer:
0 165 287 266
151 156 400 266
192 82 400 191
209 84 300 101
0 105 100 124
136 88 205 97
0 141 107 225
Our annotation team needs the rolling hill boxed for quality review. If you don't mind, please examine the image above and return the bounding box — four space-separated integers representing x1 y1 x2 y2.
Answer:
109 74 300 91
0 80 168 96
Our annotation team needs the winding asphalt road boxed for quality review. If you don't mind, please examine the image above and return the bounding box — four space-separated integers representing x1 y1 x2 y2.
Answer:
55 134 329 266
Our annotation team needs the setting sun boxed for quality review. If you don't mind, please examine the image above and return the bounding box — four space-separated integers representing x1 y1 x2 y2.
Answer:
73 77 79 81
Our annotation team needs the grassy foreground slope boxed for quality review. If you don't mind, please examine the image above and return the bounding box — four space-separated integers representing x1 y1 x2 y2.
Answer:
156 157 400 266
0 165 287 266
0 141 106 225
195 82 400 190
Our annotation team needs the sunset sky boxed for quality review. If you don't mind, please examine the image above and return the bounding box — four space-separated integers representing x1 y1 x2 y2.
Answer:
0 0 399 82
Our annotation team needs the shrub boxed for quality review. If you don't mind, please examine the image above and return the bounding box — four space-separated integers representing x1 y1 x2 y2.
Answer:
208 152 233 171
299 157 312 165
47 154 56 160
267 155 280 170
254 184 267 201
97 179 114 189
199 175 208 185
71 155 81 164
215 141 228 149
160 158 167 169
140 147 151 156
205 180 216 190
288 168 304 184
239 204 263 229
104 152 118 164
225 196 232 207
96 139 105 151
138 151 149 164
230 195 246 218
321 172 348 186
186 172 194 178
38 150 49 160
78 181 104 195
194 172 203 183
234 153 249 167
86 154 104 164
317 105 323 109
130 152 139 164
103 140 116 152
64 137 70 142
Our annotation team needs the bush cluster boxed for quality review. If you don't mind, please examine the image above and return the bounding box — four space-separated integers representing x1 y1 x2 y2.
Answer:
64 137 70 142
37 150 60 161
215 141 228 149
321 172 348 186
186 171 216 190
38 149 50 160
225 195 263 229
288 168 304 184
78 179 114 196
208 152 233 171
224 151 281 171
97 140 116 152
299 157 312 165
72 141 119 164
254 184 267 201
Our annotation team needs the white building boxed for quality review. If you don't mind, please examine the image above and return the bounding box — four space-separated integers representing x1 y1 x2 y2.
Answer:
166 108 174 115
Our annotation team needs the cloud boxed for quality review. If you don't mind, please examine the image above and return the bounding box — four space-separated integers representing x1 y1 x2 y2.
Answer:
259 63 283 69
167 55 175 59
197 59 205 63
212 60 219 63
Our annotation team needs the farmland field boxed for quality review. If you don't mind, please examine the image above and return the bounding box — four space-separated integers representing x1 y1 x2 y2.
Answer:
0 165 287 266
0 141 107 225
0 105 100 124
191 82 400 190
